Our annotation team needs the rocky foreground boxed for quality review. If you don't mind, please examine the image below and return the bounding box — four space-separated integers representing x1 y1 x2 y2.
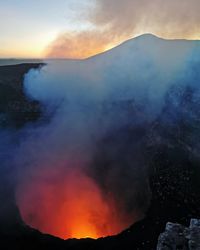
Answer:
157 219 200 250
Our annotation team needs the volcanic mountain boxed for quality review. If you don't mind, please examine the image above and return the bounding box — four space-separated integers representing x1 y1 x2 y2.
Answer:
0 34 200 250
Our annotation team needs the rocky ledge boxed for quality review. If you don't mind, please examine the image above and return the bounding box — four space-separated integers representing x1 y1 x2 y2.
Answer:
157 219 200 250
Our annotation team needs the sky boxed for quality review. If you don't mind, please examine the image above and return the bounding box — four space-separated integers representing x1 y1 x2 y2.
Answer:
0 0 94 58
0 0 200 59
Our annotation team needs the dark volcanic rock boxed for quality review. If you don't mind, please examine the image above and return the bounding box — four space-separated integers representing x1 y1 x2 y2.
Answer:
0 63 44 127
0 63 46 249
157 219 200 250
157 222 187 250
188 219 200 249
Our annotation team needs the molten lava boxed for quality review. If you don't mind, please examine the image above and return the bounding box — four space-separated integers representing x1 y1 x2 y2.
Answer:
16 168 132 239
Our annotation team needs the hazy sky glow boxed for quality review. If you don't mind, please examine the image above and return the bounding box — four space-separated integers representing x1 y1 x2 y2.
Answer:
0 0 93 58
0 0 200 58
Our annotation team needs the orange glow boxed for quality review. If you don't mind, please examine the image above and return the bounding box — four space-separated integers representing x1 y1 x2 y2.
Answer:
45 31 114 59
16 168 133 239
45 28 200 60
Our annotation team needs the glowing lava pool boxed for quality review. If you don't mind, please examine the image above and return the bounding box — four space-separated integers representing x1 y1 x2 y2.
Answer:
16 169 133 239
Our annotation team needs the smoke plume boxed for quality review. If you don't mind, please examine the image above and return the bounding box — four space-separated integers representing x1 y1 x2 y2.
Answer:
1 35 200 239
47 0 200 58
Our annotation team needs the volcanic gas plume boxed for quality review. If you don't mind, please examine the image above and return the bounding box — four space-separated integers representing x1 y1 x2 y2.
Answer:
11 35 200 240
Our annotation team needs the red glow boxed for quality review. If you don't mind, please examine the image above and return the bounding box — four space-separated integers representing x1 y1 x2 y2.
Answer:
16 168 133 239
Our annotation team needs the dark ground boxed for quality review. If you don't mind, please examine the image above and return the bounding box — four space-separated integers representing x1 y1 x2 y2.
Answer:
0 63 43 128
0 64 199 249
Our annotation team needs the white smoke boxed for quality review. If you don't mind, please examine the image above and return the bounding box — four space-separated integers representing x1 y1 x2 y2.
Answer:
9 35 200 238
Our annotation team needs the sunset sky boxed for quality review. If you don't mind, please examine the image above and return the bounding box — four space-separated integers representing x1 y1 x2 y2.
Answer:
0 0 200 59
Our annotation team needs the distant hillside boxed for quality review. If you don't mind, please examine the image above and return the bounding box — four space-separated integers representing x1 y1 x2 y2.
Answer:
0 59 43 66
0 63 43 127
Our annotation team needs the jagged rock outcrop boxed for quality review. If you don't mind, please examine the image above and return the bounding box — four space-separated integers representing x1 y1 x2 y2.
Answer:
157 219 200 250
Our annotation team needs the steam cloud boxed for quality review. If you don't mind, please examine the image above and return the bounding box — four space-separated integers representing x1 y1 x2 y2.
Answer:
47 0 200 58
1 35 200 239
